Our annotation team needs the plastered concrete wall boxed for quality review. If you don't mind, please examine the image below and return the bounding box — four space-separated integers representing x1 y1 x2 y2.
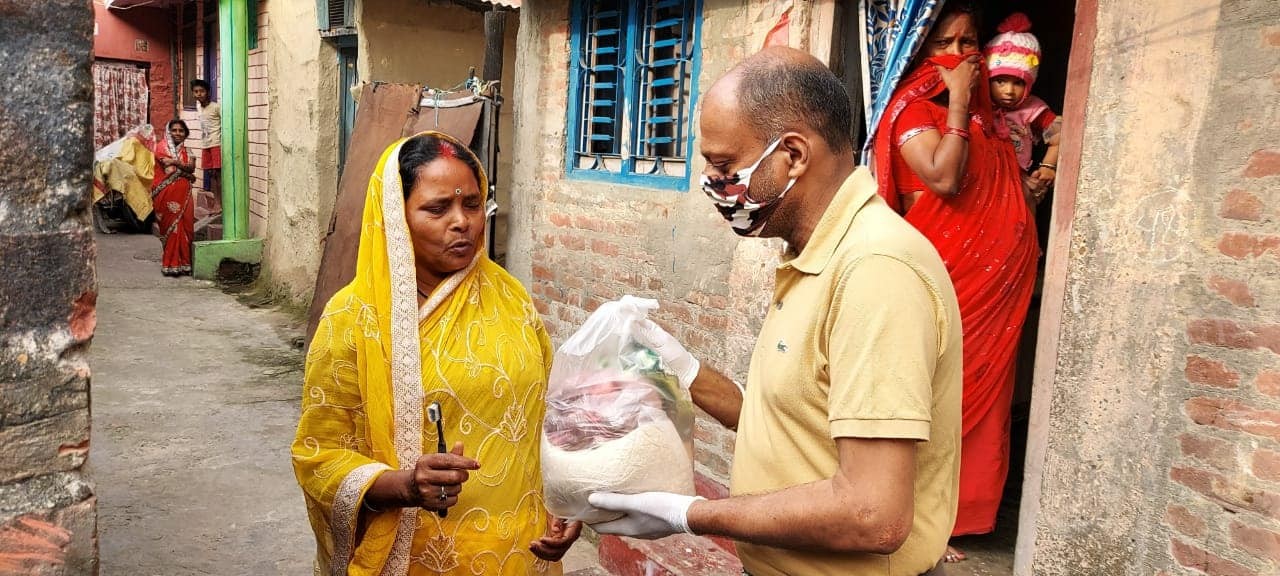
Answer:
0 1 98 573
261 0 341 305
93 2 177 132
1026 0 1280 574
510 0 805 489
356 0 520 261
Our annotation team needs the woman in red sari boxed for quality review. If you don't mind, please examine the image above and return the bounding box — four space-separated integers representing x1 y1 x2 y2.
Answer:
152 119 196 276
873 2 1040 563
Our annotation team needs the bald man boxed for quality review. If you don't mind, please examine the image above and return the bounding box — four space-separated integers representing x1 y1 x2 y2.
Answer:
587 47 963 576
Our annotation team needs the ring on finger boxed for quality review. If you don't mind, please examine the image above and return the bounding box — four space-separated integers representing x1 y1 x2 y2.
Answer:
439 485 448 502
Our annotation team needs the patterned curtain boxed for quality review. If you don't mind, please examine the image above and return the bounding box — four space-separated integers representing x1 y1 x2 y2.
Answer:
859 0 945 160
93 62 149 151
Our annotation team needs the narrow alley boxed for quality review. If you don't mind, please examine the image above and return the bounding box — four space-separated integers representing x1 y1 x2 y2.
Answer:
87 231 602 575
90 231 313 574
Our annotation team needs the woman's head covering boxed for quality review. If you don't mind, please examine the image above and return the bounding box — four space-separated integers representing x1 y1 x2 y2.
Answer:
351 129 490 469
985 13 1041 88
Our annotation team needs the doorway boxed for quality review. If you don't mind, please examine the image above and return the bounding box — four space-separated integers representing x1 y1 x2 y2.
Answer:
337 42 359 172
826 0 1094 572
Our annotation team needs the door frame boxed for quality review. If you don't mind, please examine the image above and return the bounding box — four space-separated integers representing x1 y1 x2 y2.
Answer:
1013 0 1099 573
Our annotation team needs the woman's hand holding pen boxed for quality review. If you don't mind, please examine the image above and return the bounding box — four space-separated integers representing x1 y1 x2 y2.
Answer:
409 441 478 512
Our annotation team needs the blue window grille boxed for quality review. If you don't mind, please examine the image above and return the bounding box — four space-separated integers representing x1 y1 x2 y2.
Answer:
566 0 702 191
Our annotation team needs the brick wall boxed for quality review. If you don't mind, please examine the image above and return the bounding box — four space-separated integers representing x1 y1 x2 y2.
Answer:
1166 17 1280 574
510 1 809 571
0 1 98 573
513 0 798 494
248 0 270 236
1024 1 1280 574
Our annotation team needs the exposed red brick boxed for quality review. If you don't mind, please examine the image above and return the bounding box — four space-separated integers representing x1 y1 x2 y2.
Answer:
1218 233 1280 260
1229 521 1280 563
1206 276 1257 307
1245 150 1280 178
1187 319 1280 355
558 234 586 251
1267 28 1280 47
68 290 96 342
1221 190 1265 222
1179 433 1238 472
0 516 72 573
532 265 554 281
663 303 694 325
1185 396 1280 441
1171 466 1280 520
532 297 549 315
1171 539 1254 576
573 215 608 233
1257 371 1280 398
1185 355 1242 388
540 234 556 248
590 239 620 257
698 313 729 331
1252 448 1280 483
1165 504 1206 538
548 212 570 227
647 278 664 291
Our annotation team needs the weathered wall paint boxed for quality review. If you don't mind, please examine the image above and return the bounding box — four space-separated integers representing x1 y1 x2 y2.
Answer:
261 0 342 304
1025 0 1280 574
93 2 177 132
0 1 99 573
356 0 520 262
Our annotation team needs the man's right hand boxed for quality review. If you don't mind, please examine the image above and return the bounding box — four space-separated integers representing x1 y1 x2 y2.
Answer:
633 319 701 389
408 441 479 511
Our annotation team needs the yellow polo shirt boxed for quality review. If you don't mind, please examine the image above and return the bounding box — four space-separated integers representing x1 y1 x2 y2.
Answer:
730 167 962 576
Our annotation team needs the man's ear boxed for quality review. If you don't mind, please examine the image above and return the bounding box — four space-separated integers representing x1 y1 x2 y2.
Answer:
780 132 811 180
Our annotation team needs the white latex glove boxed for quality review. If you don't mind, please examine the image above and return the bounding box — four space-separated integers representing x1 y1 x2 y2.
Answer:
587 491 704 540
633 319 701 389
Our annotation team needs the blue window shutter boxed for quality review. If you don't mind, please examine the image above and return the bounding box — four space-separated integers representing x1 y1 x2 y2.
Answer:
576 1 626 163
632 0 700 167
566 0 701 190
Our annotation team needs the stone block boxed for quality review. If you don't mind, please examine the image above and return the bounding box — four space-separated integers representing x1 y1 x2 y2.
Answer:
0 230 96 335
0 1 94 237
0 409 90 484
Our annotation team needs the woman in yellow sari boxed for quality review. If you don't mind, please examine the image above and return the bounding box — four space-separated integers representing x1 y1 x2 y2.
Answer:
293 132 581 575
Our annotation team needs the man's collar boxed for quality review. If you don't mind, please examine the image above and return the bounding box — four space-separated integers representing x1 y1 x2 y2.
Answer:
785 167 877 275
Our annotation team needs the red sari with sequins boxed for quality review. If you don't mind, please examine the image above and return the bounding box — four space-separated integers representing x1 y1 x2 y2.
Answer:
874 53 1040 536
151 141 194 276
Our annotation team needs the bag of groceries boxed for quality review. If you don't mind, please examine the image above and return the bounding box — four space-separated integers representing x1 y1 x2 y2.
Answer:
541 296 696 523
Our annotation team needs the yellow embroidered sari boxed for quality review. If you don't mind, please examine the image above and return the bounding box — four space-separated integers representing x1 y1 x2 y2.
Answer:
292 133 556 576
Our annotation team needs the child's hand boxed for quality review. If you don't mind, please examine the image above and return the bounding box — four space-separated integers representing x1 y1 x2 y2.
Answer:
1031 166 1056 187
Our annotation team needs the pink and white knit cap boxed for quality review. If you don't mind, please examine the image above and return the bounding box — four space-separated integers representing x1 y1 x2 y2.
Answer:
984 13 1041 87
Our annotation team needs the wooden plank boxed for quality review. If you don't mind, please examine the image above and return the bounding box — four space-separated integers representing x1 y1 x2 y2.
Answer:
305 82 422 344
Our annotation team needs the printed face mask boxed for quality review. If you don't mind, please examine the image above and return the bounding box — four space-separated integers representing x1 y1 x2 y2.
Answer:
701 138 797 237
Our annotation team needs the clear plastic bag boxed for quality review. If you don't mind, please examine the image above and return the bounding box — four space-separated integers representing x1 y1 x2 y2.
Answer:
541 296 696 523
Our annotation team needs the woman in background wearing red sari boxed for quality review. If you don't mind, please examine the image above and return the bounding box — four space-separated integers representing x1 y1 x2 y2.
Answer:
152 119 195 276
872 1 1040 564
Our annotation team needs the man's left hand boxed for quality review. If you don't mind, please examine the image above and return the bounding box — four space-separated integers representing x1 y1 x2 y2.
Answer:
587 492 703 540
529 516 582 561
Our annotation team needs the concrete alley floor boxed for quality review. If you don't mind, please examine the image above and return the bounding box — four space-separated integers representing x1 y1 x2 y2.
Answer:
91 231 314 574
88 231 602 575
86 231 1007 575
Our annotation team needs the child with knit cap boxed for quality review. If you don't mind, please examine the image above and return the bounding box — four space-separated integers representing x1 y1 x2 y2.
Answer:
985 13 1062 207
